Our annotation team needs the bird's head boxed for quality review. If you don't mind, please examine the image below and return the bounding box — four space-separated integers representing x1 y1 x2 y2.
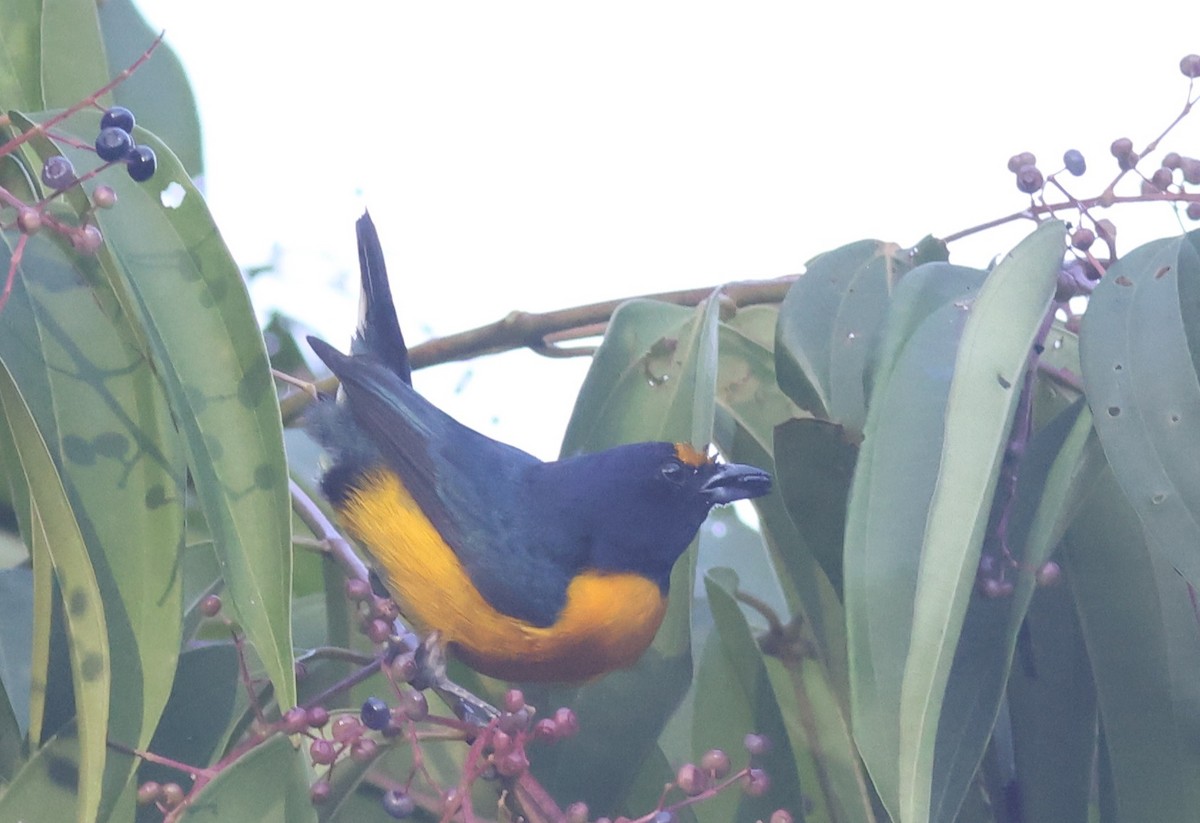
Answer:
538 442 772 589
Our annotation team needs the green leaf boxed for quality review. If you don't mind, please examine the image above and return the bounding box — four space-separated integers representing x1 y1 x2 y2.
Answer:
0 0 40 110
0 358 109 823
772 418 858 594
1006 580 1097 823
0 725 100 821
1064 466 1200 818
98 0 204 177
844 224 1063 819
704 569 808 822
927 401 1098 823
714 308 847 697
178 734 316 823
1080 232 1200 585
0 567 32 744
41 110 295 712
776 239 943 428
38 0 109 108
898 220 1063 823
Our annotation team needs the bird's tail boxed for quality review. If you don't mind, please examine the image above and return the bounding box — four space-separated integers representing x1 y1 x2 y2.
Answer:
352 211 412 386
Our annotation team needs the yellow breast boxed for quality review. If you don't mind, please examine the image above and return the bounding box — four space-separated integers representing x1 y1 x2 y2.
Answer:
338 469 668 681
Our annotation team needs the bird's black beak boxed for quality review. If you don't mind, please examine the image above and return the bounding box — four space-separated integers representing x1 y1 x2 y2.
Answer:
700 462 772 505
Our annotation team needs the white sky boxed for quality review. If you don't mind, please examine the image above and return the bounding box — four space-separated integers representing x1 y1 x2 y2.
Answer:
133 1 1199 459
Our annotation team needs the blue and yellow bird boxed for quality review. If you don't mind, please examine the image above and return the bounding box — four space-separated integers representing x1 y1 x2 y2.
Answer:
307 213 771 682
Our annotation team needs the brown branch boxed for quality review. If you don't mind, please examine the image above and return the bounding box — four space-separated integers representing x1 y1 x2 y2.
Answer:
406 276 796 370
279 275 796 422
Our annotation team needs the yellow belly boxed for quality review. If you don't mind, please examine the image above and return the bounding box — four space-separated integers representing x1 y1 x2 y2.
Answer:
338 470 668 681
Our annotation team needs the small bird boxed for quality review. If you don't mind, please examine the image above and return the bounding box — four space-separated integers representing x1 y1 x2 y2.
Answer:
307 213 771 682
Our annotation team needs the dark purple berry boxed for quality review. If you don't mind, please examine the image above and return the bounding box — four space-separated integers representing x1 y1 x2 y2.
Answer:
95 127 133 162
309 738 337 765
1016 164 1043 194
1151 167 1173 191
1007 151 1036 173
744 732 771 756
100 106 135 133
676 763 709 796
1110 137 1134 159
1071 227 1096 251
1164 152 1183 170
553 707 579 738
1036 561 1062 586
126 145 157 182
350 738 378 762
310 780 331 805
533 718 558 740
136 781 161 806
345 578 372 601
41 155 76 190
1063 149 1086 176
1180 158 1200 185
1188 202 1200 221
306 706 330 729
361 696 391 730
200 594 222 617
282 706 308 734
382 788 416 818
494 747 530 777
1180 54 1200 79
503 689 526 713
742 768 770 797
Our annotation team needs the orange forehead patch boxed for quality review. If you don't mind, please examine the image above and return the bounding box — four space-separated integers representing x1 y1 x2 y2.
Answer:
673 442 711 467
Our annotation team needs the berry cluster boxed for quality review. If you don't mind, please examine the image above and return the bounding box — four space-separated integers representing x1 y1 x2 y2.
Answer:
997 52 1200 266
38 105 158 194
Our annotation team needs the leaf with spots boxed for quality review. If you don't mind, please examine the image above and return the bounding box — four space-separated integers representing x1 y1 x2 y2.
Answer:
1080 231 1200 585
0 358 109 823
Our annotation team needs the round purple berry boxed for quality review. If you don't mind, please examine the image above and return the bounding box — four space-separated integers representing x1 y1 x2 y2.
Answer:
382 789 416 818
100 106 135 134
41 155 76 190
126 145 157 182
1063 149 1086 177
95 127 133 162
360 696 391 731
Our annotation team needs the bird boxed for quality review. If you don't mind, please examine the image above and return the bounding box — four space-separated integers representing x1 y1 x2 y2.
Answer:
306 212 772 682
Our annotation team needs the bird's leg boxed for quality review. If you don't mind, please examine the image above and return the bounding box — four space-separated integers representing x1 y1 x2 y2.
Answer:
413 631 500 725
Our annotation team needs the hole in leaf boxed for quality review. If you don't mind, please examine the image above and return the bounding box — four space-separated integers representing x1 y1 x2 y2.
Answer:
160 181 186 209
1108 406 1121 417
1115 275 1133 286
997 374 1012 389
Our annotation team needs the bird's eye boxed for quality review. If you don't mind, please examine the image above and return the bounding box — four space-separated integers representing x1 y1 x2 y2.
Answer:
661 461 688 483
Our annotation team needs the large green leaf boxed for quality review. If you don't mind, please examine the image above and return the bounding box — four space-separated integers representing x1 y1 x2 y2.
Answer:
1065 467 1200 818
0 0 41 110
36 110 296 712
0 359 109 823
1006 577 1097 823
776 239 946 429
844 223 1063 819
927 401 1098 823
36 0 109 109
898 220 1062 823
1080 232 1200 584
714 308 846 697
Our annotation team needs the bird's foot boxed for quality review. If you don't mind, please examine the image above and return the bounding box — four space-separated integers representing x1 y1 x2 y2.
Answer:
411 632 499 726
